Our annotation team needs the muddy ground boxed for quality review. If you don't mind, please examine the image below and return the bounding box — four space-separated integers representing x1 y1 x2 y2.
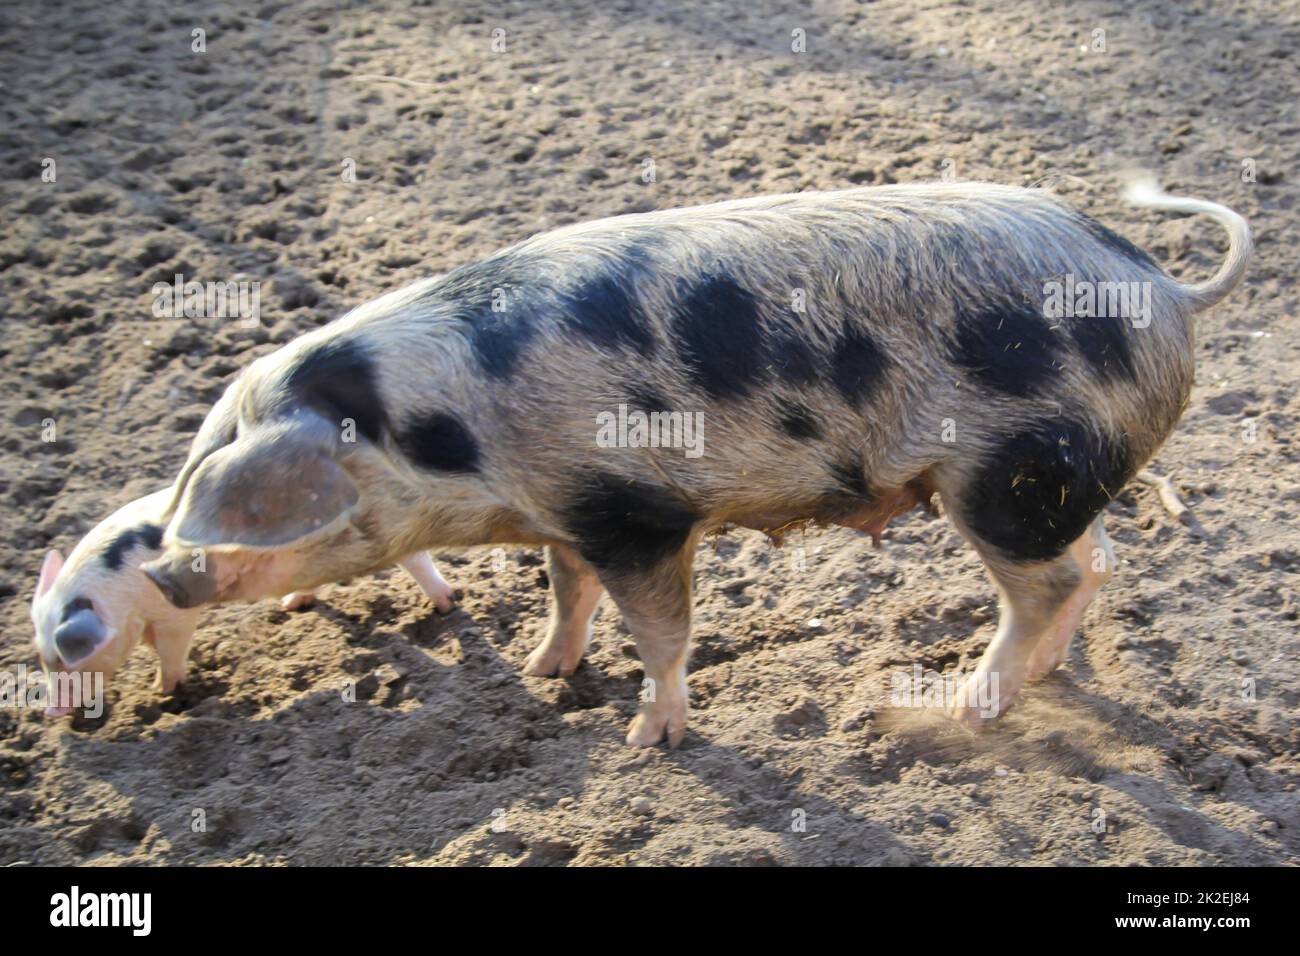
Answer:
0 0 1296 865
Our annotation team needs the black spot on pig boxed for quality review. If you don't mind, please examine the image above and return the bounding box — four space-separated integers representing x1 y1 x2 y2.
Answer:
101 522 164 571
830 324 891 407
565 472 699 574
952 299 1062 398
778 401 821 440
60 596 94 622
563 262 655 353
284 338 390 442
624 382 670 413
139 522 164 550
467 308 536 381
1067 311 1137 383
437 258 541 380
673 273 765 399
767 329 819 385
828 456 870 498
1074 213 1161 271
397 411 481 473
963 418 1134 562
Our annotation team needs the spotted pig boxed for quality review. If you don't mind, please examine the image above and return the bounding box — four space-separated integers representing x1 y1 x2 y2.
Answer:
139 179 1251 744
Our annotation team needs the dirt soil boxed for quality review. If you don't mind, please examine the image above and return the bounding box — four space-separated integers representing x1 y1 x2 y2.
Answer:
1 0 1297 866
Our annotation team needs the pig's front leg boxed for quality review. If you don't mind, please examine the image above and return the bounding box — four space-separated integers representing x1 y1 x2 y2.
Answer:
397 551 455 613
147 615 199 694
524 544 605 677
601 558 694 748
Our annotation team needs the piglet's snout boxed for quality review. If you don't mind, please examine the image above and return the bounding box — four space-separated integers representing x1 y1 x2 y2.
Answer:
140 553 218 609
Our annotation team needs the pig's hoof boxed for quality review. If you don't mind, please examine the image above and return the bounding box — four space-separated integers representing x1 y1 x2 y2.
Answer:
155 675 185 695
947 690 1015 728
428 587 455 614
1026 659 1061 682
522 639 584 677
1026 648 1068 682
947 704 994 730
280 591 317 611
625 703 687 748
947 672 1019 728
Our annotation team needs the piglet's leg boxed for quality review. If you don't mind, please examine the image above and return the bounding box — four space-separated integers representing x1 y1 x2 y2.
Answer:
150 617 199 694
524 544 604 677
280 590 318 611
398 551 455 613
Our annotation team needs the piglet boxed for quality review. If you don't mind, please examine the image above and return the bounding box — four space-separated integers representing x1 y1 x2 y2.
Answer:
31 489 454 717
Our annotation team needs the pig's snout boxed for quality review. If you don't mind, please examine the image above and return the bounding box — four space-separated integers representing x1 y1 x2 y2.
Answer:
52 606 109 666
141 554 217 609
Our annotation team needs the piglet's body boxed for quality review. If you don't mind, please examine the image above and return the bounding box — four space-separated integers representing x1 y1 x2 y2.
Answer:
32 490 454 717
31 490 199 716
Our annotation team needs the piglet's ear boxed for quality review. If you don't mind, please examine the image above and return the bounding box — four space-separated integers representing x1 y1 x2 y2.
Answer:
170 413 360 550
34 550 63 608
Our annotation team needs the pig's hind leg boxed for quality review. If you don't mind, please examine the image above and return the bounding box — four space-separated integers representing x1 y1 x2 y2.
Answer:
524 544 605 677
1026 517 1114 681
948 546 1082 727
941 420 1134 724
397 551 455 613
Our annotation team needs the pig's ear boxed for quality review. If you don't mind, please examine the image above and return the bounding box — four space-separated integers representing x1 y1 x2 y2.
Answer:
170 414 360 550
162 379 241 523
34 550 63 608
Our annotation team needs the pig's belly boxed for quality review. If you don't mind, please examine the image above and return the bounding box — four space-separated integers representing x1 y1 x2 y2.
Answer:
722 475 935 545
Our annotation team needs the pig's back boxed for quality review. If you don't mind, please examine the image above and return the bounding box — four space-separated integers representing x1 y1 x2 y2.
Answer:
409 186 1187 509
259 184 1193 543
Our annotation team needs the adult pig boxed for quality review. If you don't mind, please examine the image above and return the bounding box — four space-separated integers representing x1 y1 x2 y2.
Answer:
140 180 1251 745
